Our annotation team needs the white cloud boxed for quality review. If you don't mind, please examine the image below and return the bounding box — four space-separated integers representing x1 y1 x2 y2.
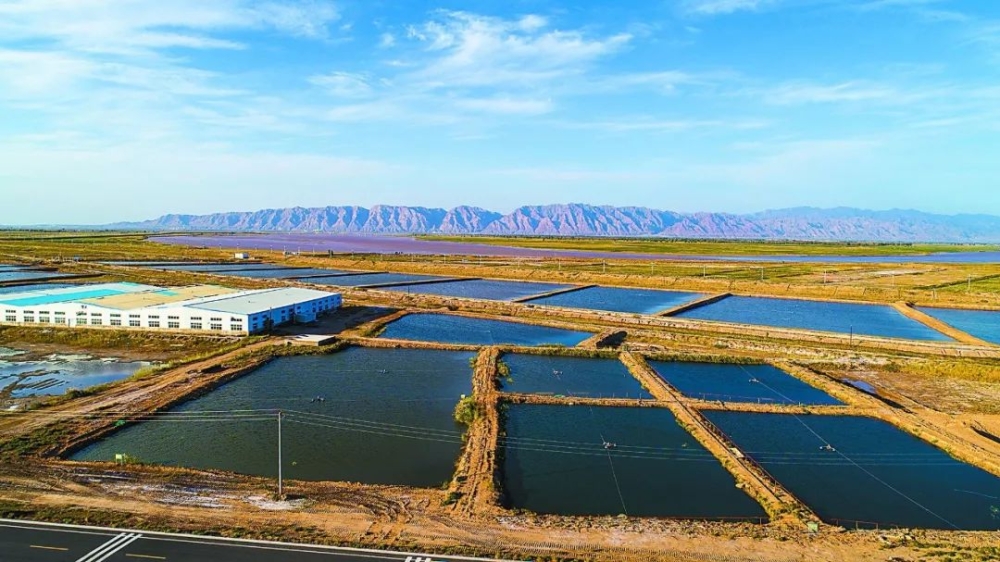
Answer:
453 97 553 115
309 71 375 97
681 0 780 16
763 81 899 104
404 11 631 90
379 32 396 48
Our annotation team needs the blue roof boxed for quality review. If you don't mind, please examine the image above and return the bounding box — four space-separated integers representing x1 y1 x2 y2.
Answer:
0 288 128 307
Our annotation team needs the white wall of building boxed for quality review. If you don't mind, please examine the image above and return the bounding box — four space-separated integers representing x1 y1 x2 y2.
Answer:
1 289 342 335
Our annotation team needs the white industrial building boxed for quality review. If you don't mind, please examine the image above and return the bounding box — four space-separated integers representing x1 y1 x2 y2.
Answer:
0 283 340 335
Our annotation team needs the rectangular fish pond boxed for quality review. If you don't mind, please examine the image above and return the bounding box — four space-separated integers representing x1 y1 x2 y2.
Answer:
704 412 1000 530
916 306 1000 345
648 361 842 405
304 272 451 287
499 353 652 399
0 271 73 283
151 263 290 272
1 351 145 399
384 279 573 301
675 296 952 342
219 267 358 279
378 314 592 347
501 404 766 519
525 286 705 315
72 347 475 487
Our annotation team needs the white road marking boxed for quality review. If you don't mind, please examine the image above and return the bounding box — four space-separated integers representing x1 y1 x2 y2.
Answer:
75 532 142 562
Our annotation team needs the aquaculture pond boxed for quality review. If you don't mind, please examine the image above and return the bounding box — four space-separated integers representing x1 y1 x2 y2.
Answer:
648 361 842 405
916 307 1000 345
526 286 704 315
304 272 451 287
384 279 572 301
0 283 75 295
499 354 652 399
0 352 144 399
219 267 357 279
379 314 592 347
705 412 1000 530
73 347 475 487
152 263 290 272
675 296 951 341
502 404 766 519
0 271 72 283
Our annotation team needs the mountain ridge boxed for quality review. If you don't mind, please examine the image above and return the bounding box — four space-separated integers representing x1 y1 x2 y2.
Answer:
110 204 1000 243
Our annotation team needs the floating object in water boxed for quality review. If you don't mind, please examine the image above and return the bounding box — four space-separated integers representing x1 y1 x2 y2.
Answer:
603 441 617 450
820 444 836 452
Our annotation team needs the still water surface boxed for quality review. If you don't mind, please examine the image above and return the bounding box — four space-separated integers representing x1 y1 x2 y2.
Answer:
384 279 571 301
676 296 951 341
500 354 652 399
502 404 767 518
0 352 143 398
379 314 592 347
916 307 1000 345
648 361 842 405
73 348 474 487
526 286 704 315
705 412 1000 530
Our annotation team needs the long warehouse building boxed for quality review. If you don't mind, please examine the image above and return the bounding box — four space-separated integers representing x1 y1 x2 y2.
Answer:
0 283 341 335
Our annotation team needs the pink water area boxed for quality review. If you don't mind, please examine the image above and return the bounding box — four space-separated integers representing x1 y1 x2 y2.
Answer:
151 234 651 259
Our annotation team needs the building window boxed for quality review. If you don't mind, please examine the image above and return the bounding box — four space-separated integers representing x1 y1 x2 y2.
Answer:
168 322 180 329
148 321 160 328
4 309 13 314
129 314 140 319
91 312 102 317
210 323 223 331
5 315 15 322
190 316 202 321
148 315 159 320
210 317 222 322
230 324 243 332
55 311 65 316
110 319 122 326
168 315 179 320
129 320 141 327
190 323 202 330
24 316 35 323
54 317 66 325
91 318 102 326
76 318 86 325
110 313 121 318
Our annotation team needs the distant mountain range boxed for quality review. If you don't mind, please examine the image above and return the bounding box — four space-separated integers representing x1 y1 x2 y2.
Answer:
112 204 1000 242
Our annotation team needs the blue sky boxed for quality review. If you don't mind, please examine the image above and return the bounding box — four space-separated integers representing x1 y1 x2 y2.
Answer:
1 0 999 224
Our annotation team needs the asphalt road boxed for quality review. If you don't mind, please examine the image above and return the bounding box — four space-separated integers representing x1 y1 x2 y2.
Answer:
0 520 511 562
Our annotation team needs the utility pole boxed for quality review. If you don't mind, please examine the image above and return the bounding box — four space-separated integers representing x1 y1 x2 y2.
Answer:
277 410 283 499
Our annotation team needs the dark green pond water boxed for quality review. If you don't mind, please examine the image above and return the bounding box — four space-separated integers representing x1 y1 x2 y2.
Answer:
648 361 842 405
379 313 592 347
500 354 652 399
704 412 1000 530
501 404 767 519
72 347 474 487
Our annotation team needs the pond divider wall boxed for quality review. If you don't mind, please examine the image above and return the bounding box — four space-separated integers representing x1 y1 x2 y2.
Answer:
620 353 810 524
511 284 596 303
449 347 502 516
657 292 732 317
891 302 991 346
